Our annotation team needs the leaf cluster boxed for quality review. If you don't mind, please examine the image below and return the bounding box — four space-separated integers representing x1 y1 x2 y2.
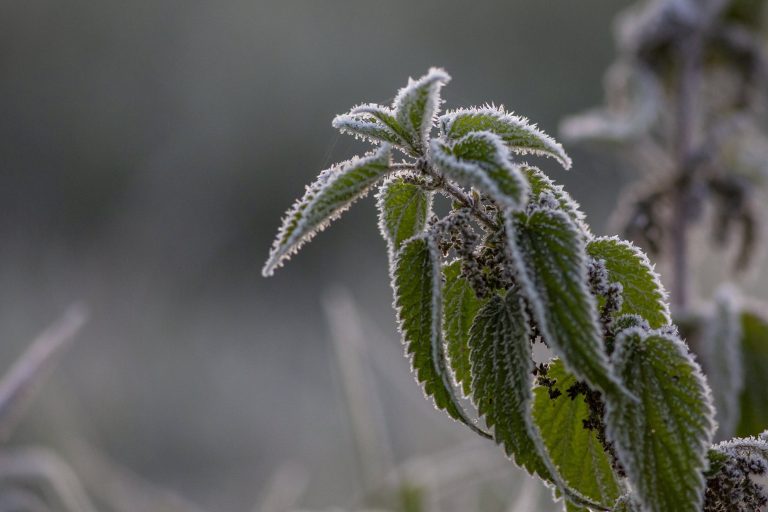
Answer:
260 69 767 511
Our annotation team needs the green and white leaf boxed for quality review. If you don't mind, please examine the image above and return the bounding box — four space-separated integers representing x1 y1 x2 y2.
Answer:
699 287 743 441
377 175 432 257
523 166 591 239
430 131 529 209
263 144 392 276
468 290 550 477
737 306 768 437
440 106 572 169
586 236 670 329
392 236 487 437
606 329 715 512
392 68 451 154
332 104 408 148
505 208 623 398
443 261 485 397
533 360 621 508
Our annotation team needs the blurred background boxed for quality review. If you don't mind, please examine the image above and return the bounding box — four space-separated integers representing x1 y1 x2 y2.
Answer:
0 0 719 510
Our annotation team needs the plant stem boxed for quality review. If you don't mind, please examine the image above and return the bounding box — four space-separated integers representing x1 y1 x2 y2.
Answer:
420 164 499 229
669 0 730 312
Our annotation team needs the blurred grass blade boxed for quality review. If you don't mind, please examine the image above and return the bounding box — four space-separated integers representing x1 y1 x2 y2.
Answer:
0 304 88 440
0 447 98 512
323 287 395 490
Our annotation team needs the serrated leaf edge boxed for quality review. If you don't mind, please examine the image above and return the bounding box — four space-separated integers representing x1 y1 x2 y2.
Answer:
393 67 451 153
440 105 572 170
503 209 629 399
262 144 392 276
390 235 490 439
606 327 717 512
429 131 530 210
375 173 433 261
589 235 672 327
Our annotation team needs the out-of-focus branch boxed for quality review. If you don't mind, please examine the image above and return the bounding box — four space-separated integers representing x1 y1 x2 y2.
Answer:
669 0 732 311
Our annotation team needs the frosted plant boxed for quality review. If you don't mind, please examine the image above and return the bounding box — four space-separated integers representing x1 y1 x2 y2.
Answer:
263 68 768 510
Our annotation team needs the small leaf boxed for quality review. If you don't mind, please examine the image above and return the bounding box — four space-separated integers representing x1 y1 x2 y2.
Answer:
440 106 572 169
505 208 623 398
532 360 621 508
392 236 487 437
263 145 392 276
468 290 550 477
442 261 485 397
737 306 768 437
523 166 591 238
606 329 715 512
332 109 405 147
430 131 529 209
586 236 671 329
333 103 415 153
377 175 432 256
393 68 451 154
699 287 743 441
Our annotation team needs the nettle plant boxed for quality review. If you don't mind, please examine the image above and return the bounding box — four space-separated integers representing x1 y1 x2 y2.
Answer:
263 69 768 511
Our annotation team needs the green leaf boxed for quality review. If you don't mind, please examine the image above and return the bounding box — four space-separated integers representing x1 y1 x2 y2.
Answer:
606 329 715 512
392 236 487 437
430 131 529 209
586 236 671 329
393 68 451 154
440 106 572 169
377 175 432 255
736 306 768 437
332 106 406 148
506 208 623 398
699 287 743 440
532 360 621 508
443 261 486 397
522 166 591 238
468 290 550 477
263 144 392 276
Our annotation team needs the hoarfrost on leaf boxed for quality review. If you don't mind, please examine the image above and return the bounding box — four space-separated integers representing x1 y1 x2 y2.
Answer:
393 68 451 155
586 236 671 329
377 175 432 257
606 328 716 512
522 166 592 239
262 144 392 276
505 208 624 399
468 290 550 477
392 235 487 437
440 106 572 169
430 131 529 210
332 104 407 148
